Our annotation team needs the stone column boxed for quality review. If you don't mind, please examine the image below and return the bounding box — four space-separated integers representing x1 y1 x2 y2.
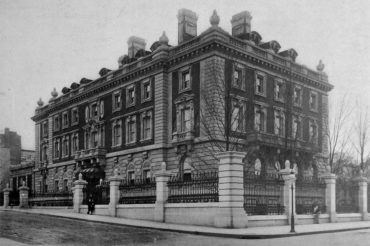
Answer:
3 185 11 208
323 173 336 222
357 177 368 221
279 167 296 224
73 173 87 213
19 182 30 208
154 162 172 222
108 169 122 217
214 151 248 228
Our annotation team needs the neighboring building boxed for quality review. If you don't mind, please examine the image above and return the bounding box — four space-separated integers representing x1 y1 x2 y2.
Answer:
31 9 333 193
0 128 35 191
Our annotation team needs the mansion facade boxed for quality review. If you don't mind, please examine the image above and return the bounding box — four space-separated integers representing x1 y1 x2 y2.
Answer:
31 9 333 193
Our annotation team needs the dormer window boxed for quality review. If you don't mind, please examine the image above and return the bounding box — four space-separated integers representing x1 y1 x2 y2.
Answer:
126 84 136 107
179 68 191 92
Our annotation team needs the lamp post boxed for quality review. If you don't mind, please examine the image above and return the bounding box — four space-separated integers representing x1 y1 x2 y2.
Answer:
290 182 295 233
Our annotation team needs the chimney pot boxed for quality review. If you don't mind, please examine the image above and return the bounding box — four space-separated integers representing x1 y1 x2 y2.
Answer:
177 9 198 44
127 36 146 59
231 11 252 37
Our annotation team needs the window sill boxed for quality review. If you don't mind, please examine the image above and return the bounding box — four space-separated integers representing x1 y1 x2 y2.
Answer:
309 108 318 113
141 98 152 104
71 122 79 126
126 103 135 109
125 142 136 147
112 107 122 113
255 92 266 97
179 88 191 94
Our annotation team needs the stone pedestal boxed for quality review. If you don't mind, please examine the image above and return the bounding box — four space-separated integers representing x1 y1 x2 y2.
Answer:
356 177 368 221
108 174 122 217
19 186 30 208
214 151 248 228
279 168 296 224
323 173 337 222
154 166 171 222
3 187 11 208
73 174 87 213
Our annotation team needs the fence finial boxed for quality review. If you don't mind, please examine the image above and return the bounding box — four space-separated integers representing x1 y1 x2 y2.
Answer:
161 162 167 171
78 173 83 180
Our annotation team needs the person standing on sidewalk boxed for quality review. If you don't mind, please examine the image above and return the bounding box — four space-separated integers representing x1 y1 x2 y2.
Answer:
87 194 95 215
313 202 321 224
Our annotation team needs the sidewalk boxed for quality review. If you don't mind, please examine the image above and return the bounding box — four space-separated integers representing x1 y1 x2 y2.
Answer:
2 207 370 239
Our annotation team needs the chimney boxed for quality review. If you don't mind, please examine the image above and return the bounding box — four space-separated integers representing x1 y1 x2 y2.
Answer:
231 11 252 37
177 9 198 44
127 36 146 59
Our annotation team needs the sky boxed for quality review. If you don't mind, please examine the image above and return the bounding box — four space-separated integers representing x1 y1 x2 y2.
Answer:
0 0 369 150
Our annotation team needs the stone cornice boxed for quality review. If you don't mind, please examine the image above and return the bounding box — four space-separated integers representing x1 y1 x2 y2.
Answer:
33 28 332 121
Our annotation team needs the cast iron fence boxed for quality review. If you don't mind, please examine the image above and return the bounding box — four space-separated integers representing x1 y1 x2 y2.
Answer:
9 190 19 206
29 191 73 207
336 178 359 213
119 178 156 204
295 176 326 214
243 171 285 215
167 171 219 203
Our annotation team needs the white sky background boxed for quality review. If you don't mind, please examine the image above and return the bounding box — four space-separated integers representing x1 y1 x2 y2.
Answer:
0 0 369 151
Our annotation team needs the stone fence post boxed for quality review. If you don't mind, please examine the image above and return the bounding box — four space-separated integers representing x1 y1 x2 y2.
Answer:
214 151 248 228
154 162 171 222
279 167 296 224
323 173 336 222
109 169 122 217
73 173 87 213
3 185 11 208
357 177 368 221
19 181 30 208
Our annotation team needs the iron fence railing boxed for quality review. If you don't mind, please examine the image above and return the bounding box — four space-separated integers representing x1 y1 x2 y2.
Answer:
167 171 218 203
29 191 73 207
243 171 285 215
295 177 326 214
119 178 156 204
9 190 19 206
95 181 110 205
336 179 359 213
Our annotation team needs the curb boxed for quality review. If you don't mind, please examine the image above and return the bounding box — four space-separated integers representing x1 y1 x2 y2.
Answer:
2 209 370 239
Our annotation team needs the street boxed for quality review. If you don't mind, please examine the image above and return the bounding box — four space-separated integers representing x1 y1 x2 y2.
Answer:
0 210 370 246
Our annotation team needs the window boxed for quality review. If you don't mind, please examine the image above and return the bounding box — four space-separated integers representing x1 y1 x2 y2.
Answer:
274 110 285 136
180 108 191 132
128 171 135 185
71 133 79 155
99 100 104 118
255 72 266 96
62 112 69 128
126 116 136 144
41 144 48 161
91 103 98 117
54 115 60 131
64 180 68 191
274 79 284 102
309 91 318 111
292 115 302 139
126 85 136 107
141 111 152 140
85 106 90 122
71 108 79 125
85 131 90 149
62 136 69 157
309 120 318 143
231 100 246 132
293 86 302 107
42 121 48 138
232 64 245 90
54 139 60 159
143 169 151 183
92 131 98 148
54 180 59 192
100 127 105 147
141 79 152 102
112 91 121 112
179 69 191 92
112 120 122 147
254 106 266 132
